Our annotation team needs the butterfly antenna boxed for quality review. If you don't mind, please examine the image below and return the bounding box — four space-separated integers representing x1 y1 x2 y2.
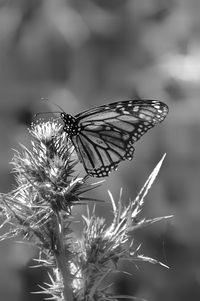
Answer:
41 97 65 113
34 98 66 118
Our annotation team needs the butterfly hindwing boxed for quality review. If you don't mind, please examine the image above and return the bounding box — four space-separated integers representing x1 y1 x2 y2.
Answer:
72 125 135 177
62 100 168 177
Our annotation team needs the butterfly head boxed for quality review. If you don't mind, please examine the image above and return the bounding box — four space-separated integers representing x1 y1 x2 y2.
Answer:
60 112 80 137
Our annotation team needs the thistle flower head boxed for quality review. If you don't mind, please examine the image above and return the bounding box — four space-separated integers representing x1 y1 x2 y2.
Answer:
0 118 93 248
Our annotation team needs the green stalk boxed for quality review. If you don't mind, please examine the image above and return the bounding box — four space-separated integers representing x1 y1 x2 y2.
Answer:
53 211 73 301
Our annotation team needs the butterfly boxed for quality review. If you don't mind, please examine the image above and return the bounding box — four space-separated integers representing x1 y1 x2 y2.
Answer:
60 100 168 177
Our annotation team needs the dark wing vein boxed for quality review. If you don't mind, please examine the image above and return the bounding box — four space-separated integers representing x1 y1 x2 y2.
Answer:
74 135 95 169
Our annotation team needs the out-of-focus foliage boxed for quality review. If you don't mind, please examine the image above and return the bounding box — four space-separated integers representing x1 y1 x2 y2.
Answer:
0 0 200 300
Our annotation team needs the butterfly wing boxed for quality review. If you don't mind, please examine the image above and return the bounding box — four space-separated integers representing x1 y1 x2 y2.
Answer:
72 100 168 177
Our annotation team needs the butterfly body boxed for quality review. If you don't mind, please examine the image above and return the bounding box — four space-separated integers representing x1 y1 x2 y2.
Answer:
60 100 168 177
61 113 80 138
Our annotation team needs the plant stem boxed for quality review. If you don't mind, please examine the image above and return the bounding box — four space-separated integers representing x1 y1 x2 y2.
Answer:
53 211 73 301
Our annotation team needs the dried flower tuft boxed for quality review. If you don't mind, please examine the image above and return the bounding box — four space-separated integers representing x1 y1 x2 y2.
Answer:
70 155 172 300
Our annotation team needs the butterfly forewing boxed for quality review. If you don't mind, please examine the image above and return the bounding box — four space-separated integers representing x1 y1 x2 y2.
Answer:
62 100 168 177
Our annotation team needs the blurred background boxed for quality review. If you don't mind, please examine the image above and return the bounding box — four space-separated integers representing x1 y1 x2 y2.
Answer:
0 0 200 300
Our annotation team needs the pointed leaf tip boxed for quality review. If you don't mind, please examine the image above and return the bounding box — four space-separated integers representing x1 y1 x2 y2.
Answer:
108 190 116 213
135 153 166 207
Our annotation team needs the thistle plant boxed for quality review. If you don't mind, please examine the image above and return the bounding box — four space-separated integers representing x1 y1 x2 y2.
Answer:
0 118 171 301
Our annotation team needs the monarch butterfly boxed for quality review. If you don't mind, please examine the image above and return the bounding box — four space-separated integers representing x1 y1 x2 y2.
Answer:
60 100 168 177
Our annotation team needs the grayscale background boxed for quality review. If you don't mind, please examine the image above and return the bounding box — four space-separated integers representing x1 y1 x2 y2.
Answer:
0 1 199 300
